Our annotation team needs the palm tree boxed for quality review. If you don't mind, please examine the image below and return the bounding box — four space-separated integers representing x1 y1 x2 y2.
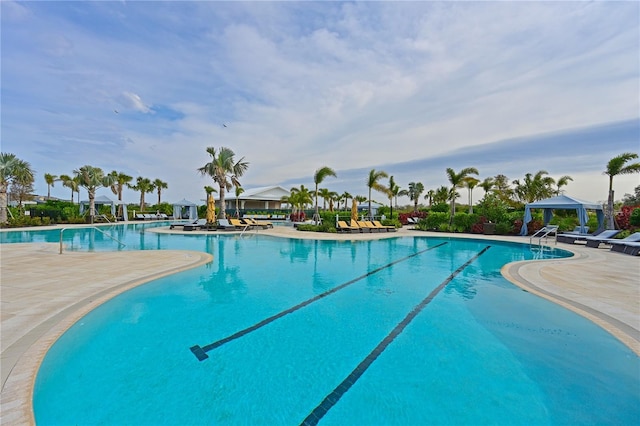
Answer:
0 152 34 223
109 171 133 218
74 165 113 223
554 175 573 196
313 166 337 224
605 152 640 229
404 182 425 213
340 191 352 210
197 147 249 219
153 178 168 205
283 185 313 220
512 170 555 204
328 191 339 212
385 176 401 218
129 177 155 211
234 186 244 218
59 174 79 203
11 165 35 208
317 188 333 211
44 173 57 200
425 189 435 207
463 176 480 214
479 177 495 196
446 167 479 219
492 174 513 203
1 153 35 222
433 186 449 205
366 169 388 220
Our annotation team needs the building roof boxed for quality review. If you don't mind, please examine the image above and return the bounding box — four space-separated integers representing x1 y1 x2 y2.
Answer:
225 185 290 201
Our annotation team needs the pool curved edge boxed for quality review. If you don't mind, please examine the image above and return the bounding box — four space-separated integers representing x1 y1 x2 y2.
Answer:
0 246 213 426
501 250 640 357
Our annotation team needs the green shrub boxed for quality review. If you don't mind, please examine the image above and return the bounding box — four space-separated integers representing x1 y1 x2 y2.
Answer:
437 223 451 232
630 208 640 226
495 222 513 235
431 203 449 213
475 194 509 224
422 212 449 230
451 213 477 233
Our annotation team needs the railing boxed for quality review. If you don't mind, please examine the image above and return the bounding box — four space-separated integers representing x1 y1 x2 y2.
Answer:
529 226 559 247
97 214 112 223
59 226 126 254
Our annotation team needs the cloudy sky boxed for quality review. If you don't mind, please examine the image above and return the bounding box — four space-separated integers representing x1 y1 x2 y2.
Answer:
2 1 638 206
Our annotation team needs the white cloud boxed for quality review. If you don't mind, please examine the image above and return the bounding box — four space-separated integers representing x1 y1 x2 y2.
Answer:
119 91 151 113
1 1 638 205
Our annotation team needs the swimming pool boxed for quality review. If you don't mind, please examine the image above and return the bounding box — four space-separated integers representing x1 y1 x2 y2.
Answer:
3 225 639 424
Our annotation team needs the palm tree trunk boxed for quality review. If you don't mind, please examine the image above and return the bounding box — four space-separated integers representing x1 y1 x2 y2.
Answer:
219 185 226 219
607 190 615 229
0 183 8 223
89 190 95 224
140 192 144 211
607 176 615 229
117 189 123 218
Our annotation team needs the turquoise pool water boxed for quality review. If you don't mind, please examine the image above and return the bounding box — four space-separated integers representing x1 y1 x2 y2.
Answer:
3 225 638 424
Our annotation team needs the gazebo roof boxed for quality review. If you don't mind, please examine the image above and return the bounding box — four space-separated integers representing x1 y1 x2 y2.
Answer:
526 194 602 210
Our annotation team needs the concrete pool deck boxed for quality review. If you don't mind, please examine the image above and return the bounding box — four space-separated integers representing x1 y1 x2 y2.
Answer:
1 224 639 424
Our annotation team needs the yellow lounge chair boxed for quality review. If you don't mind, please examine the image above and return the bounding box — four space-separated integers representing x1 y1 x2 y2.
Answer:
337 220 360 233
372 220 396 232
229 218 252 230
243 218 273 229
350 219 368 233
357 220 378 232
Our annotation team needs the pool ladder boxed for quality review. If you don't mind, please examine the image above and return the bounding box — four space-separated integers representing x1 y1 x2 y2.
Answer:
59 226 126 254
529 225 558 247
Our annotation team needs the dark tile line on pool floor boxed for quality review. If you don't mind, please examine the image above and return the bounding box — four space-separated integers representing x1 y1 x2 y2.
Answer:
190 241 449 361
300 245 492 426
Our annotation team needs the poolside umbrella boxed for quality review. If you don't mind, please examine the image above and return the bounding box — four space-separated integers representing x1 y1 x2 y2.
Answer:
351 199 358 222
206 194 216 224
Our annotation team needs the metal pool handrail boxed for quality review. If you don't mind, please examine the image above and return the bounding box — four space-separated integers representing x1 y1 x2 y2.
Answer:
59 226 126 254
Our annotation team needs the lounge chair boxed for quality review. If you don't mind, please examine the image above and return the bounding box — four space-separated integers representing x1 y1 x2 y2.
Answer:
242 218 273 229
229 218 252 230
581 230 623 248
372 220 396 232
183 219 207 231
135 214 145 220
557 228 606 244
337 220 359 233
610 241 640 255
364 221 383 232
349 219 367 233
564 225 591 235
352 220 372 232
169 218 196 229
217 219 238 231
591 232 640 249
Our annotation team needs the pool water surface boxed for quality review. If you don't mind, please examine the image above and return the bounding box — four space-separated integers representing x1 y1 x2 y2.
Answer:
3 226 637 424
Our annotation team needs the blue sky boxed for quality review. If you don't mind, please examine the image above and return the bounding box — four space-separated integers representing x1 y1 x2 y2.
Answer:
2 1 639 206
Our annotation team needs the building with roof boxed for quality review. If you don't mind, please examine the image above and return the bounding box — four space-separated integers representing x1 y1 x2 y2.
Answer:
223 185 290 212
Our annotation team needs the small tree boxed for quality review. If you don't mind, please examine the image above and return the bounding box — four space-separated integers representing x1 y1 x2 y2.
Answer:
313 166 337 224
44 173 57 200
604 153 640 229
74 165 113 223
366 169 388 220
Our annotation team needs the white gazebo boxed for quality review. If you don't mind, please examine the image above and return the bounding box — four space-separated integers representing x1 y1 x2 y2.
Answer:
79 195 116 217
172 199 198 220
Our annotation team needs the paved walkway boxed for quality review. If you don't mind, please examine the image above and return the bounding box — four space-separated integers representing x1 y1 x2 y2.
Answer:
1 225 638 425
